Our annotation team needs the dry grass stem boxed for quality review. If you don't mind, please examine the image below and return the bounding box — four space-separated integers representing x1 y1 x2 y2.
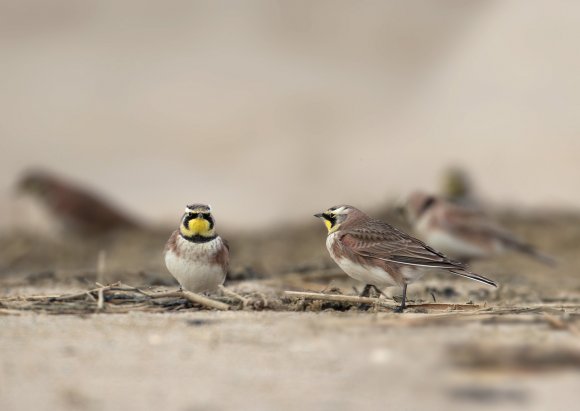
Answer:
283 290 485 311
218 285 249 307
0 282 231 313
97 250 107 285
284 290 394 307
144 290 230 311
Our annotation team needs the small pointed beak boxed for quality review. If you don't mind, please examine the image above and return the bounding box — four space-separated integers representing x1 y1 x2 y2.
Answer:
314 213 324 218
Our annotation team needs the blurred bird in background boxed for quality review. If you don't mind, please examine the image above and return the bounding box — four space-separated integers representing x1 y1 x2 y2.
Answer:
440 166 481 209
400 191 555 266
15 170 139 237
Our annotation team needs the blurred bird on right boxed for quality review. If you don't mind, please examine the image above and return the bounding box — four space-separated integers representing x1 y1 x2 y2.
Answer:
400 191 555 266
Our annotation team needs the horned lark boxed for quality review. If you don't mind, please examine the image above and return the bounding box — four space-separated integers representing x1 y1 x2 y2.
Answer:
315 205 497 311
16 169 138 236
402 191 555 265
164 204 229 293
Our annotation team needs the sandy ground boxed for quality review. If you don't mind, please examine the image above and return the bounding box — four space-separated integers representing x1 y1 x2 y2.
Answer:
2 208 580 410
2 310 580 411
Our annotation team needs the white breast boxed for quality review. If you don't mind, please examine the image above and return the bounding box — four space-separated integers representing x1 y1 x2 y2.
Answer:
164 236 227 293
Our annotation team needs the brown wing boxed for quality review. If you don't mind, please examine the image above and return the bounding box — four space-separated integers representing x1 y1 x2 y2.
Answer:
340 219 498 287
164 230 179 255
341 218 465 270
215 238 230 273
222 237 230 252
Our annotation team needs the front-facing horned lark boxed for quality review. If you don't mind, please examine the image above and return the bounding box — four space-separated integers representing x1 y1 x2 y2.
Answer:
315 205 497 311
401 191 555 265
164 204 229 293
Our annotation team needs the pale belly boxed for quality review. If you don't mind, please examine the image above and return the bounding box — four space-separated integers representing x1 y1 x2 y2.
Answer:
164 238 226 293
333 257 400 287
326 233 424 287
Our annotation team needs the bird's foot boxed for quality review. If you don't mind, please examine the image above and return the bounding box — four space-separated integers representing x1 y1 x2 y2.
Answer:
392 304 406 313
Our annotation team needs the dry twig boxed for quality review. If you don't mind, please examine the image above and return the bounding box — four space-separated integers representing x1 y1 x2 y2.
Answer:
218 285 248 308
284 290 482 311
143 290 230 311
284 290 393 307
0 282 230 314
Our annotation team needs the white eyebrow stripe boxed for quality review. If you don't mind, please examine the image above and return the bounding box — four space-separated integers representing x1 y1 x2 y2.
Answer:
185 205 211 213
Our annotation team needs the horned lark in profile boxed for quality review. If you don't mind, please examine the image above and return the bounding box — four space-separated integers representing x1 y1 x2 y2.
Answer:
164 204 229 293
402 191 555 265
315 205 497 312
16 169 138 236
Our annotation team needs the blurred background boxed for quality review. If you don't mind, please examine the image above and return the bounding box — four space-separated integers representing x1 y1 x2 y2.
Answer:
1 0 580 233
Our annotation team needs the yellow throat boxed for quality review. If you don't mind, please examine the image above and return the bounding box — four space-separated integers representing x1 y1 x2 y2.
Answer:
324 219 340 233
180 217 212 237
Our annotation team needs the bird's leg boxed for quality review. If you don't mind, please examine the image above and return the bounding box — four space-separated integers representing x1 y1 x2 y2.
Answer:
393 283 407 313
357 284 375 311
369 285 385 312
370 285 388 299
360 284 373 297
430 292 437 303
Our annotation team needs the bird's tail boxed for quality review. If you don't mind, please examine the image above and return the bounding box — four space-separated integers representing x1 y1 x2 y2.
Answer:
503 239 557 267
450 269 498 288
